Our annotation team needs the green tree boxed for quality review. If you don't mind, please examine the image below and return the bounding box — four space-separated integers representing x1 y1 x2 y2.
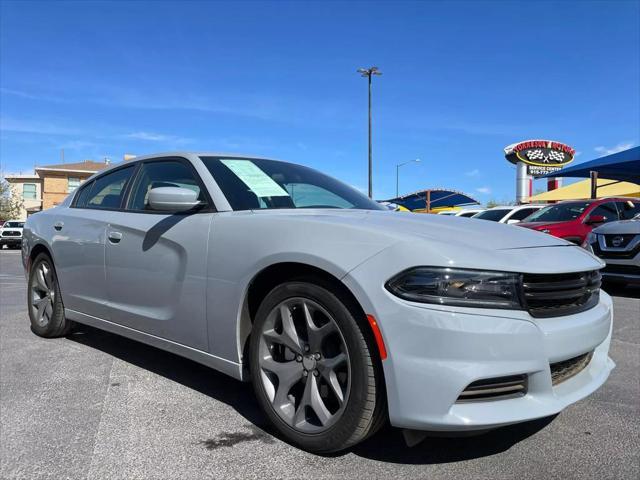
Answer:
0 179 24 221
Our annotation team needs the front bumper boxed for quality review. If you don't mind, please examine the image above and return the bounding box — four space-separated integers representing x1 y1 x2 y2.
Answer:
0 237 22 246
344 277 614 432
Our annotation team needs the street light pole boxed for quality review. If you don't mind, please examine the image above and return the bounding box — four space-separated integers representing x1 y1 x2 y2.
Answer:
396 158 421 198
357 66 382 198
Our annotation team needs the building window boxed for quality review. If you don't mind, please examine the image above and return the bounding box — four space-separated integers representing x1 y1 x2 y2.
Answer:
68 177 81 193
23 183 37 199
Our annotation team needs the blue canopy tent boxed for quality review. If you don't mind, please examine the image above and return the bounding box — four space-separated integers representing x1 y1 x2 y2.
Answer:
383 189 479 212
542 146 640 198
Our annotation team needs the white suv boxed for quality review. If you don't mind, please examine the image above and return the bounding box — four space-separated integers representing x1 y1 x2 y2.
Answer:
472 204 545 224
0 220 24 249
583 216 640 285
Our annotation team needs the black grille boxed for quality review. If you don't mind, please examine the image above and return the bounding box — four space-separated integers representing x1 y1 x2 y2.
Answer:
456 374 527 403
522 270 601 318
550 352 593 386
604 234 636 248
1 231 21 237
602 264 640 276
592 240 640 260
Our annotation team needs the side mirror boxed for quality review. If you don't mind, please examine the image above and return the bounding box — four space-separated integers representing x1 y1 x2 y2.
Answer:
585 214 606 225
507 219 520 225
147 187 201 212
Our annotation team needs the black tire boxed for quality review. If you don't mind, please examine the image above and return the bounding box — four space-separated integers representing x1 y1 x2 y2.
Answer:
249 278 386 453
27 253 72 338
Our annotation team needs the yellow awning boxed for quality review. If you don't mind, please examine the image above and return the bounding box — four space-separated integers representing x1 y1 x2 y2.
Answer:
528 179 640 202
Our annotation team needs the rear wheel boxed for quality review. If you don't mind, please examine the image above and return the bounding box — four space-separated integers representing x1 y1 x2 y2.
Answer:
28 253 72 337
250 279 385 453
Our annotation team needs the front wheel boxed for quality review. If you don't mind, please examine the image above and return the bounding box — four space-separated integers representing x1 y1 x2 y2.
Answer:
249 280 385 453
28 253 72 337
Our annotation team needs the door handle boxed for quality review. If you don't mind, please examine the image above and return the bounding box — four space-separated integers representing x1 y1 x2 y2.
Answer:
108 231 123 243
54 221 64 231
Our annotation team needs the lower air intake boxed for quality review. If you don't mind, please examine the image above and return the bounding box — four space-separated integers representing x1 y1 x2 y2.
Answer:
456 374 528 403
550 352 593 386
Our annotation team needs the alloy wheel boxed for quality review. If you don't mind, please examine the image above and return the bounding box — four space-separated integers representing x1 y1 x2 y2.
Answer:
30 261 55 327
258 297 351 433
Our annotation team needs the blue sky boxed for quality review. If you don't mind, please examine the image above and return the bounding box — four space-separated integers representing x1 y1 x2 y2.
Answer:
1 0 638 202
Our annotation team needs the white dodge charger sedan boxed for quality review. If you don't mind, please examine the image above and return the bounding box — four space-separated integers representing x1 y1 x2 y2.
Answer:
21 152 614 453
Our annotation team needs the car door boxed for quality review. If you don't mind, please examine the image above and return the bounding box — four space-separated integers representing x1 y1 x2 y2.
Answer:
51 164 137 320
104 157 214 351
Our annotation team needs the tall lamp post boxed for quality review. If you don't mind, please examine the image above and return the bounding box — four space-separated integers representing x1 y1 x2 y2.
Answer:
357 66 382 198
396 158 421 198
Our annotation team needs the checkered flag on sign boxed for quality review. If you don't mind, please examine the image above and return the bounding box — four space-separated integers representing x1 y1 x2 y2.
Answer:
526 149 545 160
548 151 565 162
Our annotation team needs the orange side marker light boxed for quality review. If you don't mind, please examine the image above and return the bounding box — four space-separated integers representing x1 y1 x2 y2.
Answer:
366 314 388 360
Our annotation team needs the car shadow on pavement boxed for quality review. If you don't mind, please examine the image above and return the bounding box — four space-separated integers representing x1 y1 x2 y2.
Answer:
350 416 557 464
67 324 557 463
66 324 270 431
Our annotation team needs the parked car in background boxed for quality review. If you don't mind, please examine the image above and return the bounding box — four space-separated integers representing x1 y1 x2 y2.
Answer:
471 204 545 224
582 216 640 285
455 208 485 218
0 220 24 249
21 152 614 453
519 198 640 245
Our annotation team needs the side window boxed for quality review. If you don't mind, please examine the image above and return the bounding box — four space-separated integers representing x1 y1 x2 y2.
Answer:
127 160 205 212
616 201 640 220
74 181 94 208
509 208 538 221
84 166 135 210
589 202 618 223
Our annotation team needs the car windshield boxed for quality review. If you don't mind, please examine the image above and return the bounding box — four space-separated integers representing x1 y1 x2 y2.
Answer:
201 157 385 211
4 222 24 228
524 202 591 222
472 209 511 221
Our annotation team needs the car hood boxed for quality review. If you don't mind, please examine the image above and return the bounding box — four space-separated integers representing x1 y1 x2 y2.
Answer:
592 219 640 235
251 209 570 250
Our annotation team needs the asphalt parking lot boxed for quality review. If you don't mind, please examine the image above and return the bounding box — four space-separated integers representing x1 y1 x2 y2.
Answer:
1 249 638 479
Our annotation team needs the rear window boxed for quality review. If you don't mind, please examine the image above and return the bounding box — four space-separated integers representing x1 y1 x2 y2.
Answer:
472 209 511 221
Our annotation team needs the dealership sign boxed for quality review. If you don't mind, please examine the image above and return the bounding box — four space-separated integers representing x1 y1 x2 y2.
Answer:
504 140 576 176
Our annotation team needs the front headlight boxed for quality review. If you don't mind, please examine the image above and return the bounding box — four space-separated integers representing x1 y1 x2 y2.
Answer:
385 267 522 309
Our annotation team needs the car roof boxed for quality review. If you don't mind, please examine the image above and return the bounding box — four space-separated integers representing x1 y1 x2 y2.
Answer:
130 151 279 162
81 152 287 177
487 204 544 210
554 197 638 204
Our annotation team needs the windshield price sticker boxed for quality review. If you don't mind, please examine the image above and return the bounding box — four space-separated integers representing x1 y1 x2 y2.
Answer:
220 159 290 198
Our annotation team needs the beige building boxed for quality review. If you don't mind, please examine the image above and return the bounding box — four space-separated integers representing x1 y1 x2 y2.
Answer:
4 160 109 219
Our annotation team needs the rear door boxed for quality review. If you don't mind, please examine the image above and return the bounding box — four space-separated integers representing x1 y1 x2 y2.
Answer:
52 164 137 320
104 157 213 351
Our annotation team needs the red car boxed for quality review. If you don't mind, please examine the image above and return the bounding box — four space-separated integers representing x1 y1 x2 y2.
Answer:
518 197 640 244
